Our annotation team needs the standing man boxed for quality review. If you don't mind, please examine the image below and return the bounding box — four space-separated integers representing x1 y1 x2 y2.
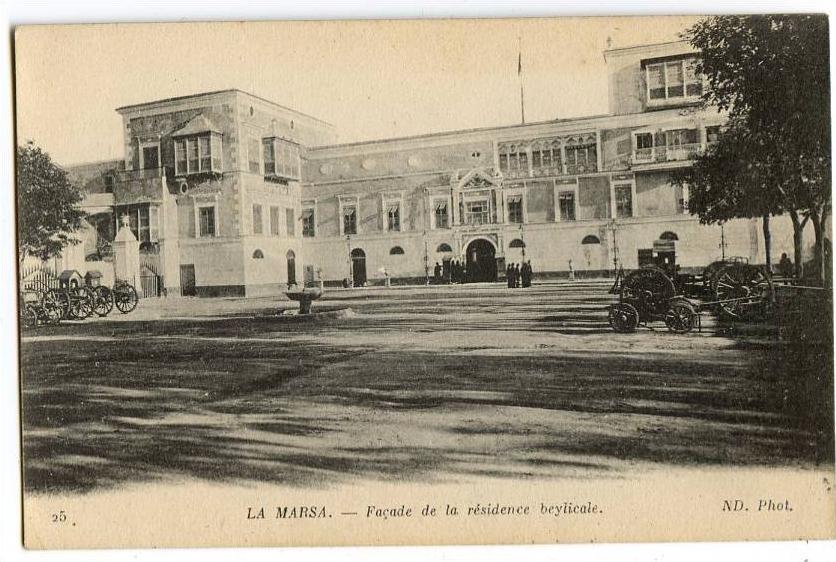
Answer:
507 263 514 288
514 263 521 288
433 262 442 284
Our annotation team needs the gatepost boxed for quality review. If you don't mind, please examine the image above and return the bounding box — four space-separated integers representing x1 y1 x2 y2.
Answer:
113 215 140 288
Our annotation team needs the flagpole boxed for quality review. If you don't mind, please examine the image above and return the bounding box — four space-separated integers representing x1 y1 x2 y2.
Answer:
518 36 525 125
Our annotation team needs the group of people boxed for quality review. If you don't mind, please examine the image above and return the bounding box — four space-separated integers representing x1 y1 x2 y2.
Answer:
432 260 467 284
506 261 533 288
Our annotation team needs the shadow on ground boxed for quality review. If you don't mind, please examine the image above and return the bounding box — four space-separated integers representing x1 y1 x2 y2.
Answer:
19 284 834 494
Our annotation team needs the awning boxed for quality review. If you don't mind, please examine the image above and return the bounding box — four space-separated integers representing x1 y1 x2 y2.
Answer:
506 195 522 204
302 209 314 219
342 207 356 217
386 204 400 213
434 201 447 211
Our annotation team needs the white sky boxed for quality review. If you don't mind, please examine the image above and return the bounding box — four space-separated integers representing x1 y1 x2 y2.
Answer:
15 16 700 166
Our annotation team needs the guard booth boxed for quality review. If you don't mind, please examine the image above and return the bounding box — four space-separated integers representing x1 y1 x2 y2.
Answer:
85 270 103 288
58 270 84 289
653 239 677 277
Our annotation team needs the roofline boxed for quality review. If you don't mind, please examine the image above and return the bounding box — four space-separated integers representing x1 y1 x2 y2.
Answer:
603 39 694 59
116 88 334 128
62 157 123 170
310 113 611 151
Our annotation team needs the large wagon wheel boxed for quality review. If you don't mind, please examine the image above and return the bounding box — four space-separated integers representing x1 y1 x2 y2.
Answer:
113 281 139 314
68 287 94 320
46 288 70 320
620 266 677 321
712 263 773 320
92 286 114 317
701 260 729 288
40 290 64 324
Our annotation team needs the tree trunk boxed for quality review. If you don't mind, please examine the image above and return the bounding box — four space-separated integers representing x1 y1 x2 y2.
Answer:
810 209 827 286
762 215 772 273
789 211 805 279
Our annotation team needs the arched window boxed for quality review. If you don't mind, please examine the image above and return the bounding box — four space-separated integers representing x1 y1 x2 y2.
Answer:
659 231 679 241
436 243 452 253
252 249 264 259
351 248 365 258
582 235 601 245
389 246 405 255
509 238 526 249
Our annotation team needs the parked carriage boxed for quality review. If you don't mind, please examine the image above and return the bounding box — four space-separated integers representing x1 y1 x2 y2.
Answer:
607 259 774 334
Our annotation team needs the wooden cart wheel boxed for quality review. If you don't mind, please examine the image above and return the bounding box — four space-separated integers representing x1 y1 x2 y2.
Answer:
608 302 639 333
21 303 39 329
620 266 677 321
664 299 697 334
114 282 139 313
93 286 114 317
712 263 773 320
47 288 71 320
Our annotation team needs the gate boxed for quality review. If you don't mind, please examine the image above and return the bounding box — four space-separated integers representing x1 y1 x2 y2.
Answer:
139 263 162 298
180 264 196 296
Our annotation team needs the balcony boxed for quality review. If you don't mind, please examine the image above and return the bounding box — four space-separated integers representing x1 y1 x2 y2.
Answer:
631 143 702 167
113 167 167 205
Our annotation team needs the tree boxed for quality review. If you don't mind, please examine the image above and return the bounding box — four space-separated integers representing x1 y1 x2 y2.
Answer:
675 15 831 282
16 142 87 264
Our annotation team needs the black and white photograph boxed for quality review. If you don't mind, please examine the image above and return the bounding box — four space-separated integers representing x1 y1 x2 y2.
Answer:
9 11 836 553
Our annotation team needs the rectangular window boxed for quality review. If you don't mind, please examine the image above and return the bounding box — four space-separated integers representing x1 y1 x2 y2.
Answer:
615 184 633 218
465 200 490 226
175 139 187 175
286 208 295 237
104 175 115 194
142 145 159 170
342 206 357 235
302 208 315 237
706 126 721 144
263 140 276 176
665 61 684 98
636 133 653 150
558 191 576 221
434 200 449 229
138 205 150 242
149 206 159 242
507 195 523 224
269 206 280 236
187 138 199 173
252 204 263 235
199 206 216 237
387 203 400 231
648 63 666 99
684 59 702 97
248 138 261 174
199 137 211 171
565 144 597 173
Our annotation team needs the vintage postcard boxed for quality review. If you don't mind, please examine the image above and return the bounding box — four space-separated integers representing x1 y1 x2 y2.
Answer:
14 16 835 550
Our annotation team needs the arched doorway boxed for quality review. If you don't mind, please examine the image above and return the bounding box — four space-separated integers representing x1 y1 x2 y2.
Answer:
286 250 296 285
351 248 367 286
465 238 497 283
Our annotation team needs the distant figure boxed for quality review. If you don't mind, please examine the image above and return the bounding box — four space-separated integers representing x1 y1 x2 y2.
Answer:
450 260 458 284
383 268 391 288
433 262 442 284
507 263 514 288
514 263 521 288
521 261 532 288
778 252 794 279
443 260 451 284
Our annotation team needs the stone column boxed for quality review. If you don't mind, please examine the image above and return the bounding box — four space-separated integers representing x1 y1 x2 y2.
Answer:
113 215 140 287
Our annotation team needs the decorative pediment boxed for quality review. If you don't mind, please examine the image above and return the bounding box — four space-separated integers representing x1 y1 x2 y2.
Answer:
186 180 223 201
171 113 222 137
453 167 503 190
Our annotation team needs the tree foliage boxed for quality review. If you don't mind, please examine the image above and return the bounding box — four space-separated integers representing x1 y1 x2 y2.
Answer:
17 142 87 263
673 15 830 280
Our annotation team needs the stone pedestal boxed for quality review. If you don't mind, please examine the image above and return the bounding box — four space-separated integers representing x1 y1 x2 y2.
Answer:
113 222 140 286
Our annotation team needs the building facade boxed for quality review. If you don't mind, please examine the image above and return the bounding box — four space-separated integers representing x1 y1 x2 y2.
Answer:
66 40 801 295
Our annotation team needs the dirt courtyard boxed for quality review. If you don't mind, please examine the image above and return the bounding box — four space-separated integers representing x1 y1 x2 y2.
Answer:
19 280 834 495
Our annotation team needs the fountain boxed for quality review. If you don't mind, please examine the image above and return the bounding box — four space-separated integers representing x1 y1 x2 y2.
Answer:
284 286 323 315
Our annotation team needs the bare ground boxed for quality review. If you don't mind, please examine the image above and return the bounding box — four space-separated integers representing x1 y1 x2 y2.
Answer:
19 281 834 494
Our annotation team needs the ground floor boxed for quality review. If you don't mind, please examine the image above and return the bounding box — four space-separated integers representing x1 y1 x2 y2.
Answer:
305 214 806 287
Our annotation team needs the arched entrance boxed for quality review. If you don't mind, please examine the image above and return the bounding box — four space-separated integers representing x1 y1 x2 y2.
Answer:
465 238 497 283
286 250 296 285
351 248 367 286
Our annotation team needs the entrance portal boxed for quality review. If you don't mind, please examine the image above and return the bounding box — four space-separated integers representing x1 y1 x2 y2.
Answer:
465 239 497 283
351 248 367 286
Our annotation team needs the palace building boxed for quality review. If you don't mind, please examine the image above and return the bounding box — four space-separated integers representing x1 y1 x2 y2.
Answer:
64 40 799 296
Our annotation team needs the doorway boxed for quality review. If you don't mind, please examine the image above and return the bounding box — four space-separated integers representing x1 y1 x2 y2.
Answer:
286 250 297 286
180 264 196 296
465 238 497 282
351 248 367 286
